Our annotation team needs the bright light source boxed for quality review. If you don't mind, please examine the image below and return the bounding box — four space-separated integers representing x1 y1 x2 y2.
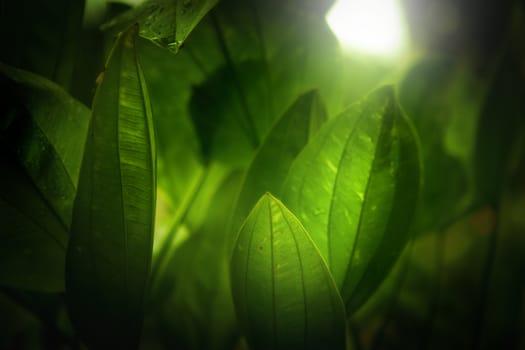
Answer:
325 0 408 57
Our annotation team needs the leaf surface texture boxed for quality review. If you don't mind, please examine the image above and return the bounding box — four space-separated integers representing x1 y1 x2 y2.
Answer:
66 25 156 349
231 193 347 350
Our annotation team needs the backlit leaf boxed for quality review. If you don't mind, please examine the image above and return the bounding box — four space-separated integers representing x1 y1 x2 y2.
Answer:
231 90 328 239
231 193 347 350
184 0 343 165
66 25 156 349
102 0 219 53
282 86 421 314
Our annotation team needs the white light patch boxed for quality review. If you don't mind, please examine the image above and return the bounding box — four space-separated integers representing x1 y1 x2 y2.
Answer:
325 0 408 57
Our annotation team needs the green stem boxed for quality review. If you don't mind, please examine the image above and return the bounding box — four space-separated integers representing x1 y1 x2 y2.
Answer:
370 240 414 350
471 205 500 350
149 167 208 296
348 321 363 350
417 230 445 350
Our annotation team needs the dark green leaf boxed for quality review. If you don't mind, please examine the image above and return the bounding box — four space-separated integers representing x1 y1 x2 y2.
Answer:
102 0 219 53
66 25 156 349
474 51 525 205
0 64 89 292
189 60 265 165
0 0 85 89
0 153 67 292
230 90 328 239
399 59 483 232
0 63 91 228
183 0 343 165
231 193 347 350
282 86 421 314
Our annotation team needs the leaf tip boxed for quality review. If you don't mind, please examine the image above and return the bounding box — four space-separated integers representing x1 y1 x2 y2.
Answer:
123 23 140 48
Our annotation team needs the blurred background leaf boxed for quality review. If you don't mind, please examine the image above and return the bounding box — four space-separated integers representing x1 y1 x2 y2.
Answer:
0 63 90 227
0 0 85 90
398 58 485 234
0 64 89 292
102 0 219 53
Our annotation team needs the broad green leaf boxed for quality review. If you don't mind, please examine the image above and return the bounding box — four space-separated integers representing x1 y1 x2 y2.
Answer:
0 63 91 228
0 64 89 292
0 0 85 90
189 61 266 165
231 90 328 239
102 0 219 53
282 86 421 313
66 25 156 349
182 0 343 165
231 193 347 350
0 153 67 292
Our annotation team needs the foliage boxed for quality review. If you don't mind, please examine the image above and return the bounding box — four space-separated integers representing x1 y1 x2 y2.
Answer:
0 0 524 349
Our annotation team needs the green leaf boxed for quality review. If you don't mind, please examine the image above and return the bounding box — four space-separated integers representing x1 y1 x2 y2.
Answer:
0 63 91 228
189 60 265 165
282 86 421 314
474 50 525 205
66 25 156 349
102 0 219 53
0 64 89 292
231 90 328 239
399 58 483 232
0 0 85 89
0 153 67 292
182 0 343 165
230 193 347 350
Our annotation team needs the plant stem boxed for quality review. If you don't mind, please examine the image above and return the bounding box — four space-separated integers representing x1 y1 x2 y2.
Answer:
370 241 414 350
149 167 208 296
417 230 445 350
471 205 500 350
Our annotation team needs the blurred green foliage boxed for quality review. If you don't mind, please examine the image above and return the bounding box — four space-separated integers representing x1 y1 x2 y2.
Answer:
1 0 524 349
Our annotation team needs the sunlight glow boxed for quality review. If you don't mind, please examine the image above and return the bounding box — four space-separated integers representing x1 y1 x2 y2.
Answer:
325 0 408 57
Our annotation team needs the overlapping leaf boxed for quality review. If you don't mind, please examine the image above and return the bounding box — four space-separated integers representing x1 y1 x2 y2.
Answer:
1 63 91 227
66 25 156 349
231 193 347 350
0 63 90 292
184 0 343 166
399 59 483 233
282 86 421 314
102 0 219 53
230 90 328 239
0 153 68 292
474 51 525 205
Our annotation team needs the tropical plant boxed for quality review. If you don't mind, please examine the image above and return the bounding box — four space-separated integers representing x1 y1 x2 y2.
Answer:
0 0 524 349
